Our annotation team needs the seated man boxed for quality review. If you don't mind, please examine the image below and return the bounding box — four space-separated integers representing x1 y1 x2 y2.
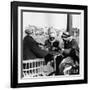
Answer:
23 29 49 60
59 32 79 75
61 32 79 63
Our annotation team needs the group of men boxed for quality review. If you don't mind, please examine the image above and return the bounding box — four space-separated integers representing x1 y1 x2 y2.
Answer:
23 28 79 75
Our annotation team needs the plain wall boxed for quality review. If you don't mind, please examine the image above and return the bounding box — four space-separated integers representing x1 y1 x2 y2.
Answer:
0 0 89 90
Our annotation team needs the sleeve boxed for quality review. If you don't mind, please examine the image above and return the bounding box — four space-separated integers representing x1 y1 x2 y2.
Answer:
71 39 79 50
45 40 50 48
28 37 49 58
70 39 79 58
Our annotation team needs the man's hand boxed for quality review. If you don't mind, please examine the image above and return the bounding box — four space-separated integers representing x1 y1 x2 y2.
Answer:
63 48 71 55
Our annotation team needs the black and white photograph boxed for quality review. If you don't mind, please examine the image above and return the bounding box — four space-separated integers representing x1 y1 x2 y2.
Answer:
11 1 87 88
22 11 80 77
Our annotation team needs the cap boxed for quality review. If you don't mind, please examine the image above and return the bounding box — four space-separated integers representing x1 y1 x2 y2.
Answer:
61 32 70 38
25 29 33 35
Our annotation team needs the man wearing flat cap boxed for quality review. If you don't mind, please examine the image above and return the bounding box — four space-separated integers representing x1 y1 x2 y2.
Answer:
61 32 79 61
59 32 79 75
23 29 48 60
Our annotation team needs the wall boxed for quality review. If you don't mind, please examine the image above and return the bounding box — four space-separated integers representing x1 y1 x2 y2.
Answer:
0 0 89 90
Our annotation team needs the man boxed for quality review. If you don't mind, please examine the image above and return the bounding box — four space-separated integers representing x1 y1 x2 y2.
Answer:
44 28 62 75
45 28 61 52
61 32 79 63
59 32 79 75
23 29 48 60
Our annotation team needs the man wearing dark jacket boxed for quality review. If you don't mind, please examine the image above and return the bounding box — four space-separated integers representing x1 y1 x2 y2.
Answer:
61 32 79 63
59 32 79 75
23 29 48 60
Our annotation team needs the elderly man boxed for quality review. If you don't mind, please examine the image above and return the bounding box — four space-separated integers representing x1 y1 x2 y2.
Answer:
23 29 49 60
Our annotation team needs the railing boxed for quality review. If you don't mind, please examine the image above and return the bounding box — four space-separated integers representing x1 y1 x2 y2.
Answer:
22 59 45 78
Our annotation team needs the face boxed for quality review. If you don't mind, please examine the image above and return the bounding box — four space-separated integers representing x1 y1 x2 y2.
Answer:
63 37 72 43
49 30 56 41
49 33 56 41
28 29 34 37
49 37 55 41
63 37 68 41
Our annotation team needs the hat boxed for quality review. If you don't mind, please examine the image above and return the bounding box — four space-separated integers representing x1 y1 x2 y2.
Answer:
50 33 56 37
25 29 33 35
61 32 70 38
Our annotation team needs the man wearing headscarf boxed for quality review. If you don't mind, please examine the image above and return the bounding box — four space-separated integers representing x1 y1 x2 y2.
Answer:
44 28 62 75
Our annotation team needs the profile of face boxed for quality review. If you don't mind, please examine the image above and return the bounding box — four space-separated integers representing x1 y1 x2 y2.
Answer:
61 32 71 42
63 37 68 41
29 29 35 37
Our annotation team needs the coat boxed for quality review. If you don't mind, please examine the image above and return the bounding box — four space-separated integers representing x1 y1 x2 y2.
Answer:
23 35 48 60
63 39 79 63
